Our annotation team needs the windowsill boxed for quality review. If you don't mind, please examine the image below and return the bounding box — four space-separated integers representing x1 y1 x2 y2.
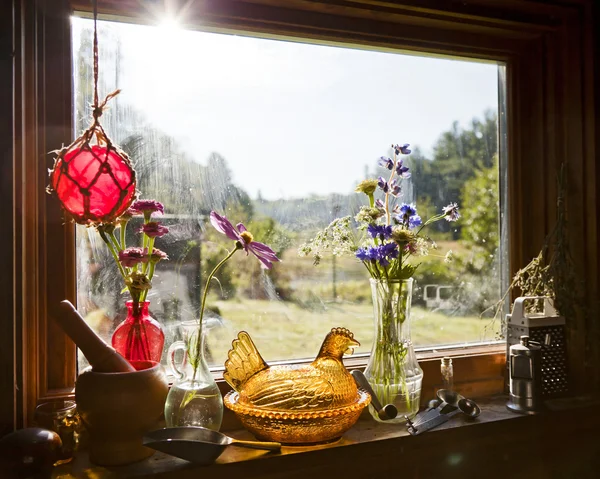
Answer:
55 393 600 479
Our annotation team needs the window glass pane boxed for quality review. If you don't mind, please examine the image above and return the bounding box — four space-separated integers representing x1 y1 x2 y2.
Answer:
73 17 505 372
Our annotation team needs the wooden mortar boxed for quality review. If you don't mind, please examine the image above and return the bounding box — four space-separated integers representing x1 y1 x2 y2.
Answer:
75 360 168 466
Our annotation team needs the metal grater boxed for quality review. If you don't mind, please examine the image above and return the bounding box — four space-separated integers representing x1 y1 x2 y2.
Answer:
506 296 569 397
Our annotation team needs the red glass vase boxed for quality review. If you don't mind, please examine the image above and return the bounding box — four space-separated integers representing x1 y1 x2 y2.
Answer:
111 301 165 363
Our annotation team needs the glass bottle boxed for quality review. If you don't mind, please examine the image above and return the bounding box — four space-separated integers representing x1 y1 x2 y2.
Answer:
364 278 423 422
441 357 454 391
112 301 165 363
164 321 223 430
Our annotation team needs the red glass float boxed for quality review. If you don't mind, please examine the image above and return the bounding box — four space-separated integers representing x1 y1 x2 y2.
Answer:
49 141 136 224
112 301 165 363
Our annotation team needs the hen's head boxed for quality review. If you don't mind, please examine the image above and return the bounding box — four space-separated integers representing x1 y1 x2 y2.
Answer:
318 328 360 360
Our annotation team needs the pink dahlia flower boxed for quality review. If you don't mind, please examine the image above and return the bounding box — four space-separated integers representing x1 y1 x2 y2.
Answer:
139 221 169 238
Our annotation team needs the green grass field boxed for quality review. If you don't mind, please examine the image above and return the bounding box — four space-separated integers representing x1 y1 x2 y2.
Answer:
204 297 500 367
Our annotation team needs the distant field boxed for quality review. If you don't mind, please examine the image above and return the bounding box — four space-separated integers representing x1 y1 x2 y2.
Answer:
204 297 500 368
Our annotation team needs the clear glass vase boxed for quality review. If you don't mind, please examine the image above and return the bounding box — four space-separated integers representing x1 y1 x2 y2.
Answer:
364 278 423 422
111 301 165 363
164 321 223 430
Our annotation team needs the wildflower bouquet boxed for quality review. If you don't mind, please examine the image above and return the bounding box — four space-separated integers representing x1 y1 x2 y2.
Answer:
299 143 460 421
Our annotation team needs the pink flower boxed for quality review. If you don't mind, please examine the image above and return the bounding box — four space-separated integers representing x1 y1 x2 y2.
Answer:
118 247 148 267
130 199 164 216
210 211 280 269
149 248 169 262
139 221 169 238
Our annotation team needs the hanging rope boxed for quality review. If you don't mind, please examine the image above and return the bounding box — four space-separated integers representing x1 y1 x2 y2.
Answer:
47 0 136 225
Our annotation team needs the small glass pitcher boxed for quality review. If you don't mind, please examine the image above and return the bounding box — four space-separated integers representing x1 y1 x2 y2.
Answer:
164 321 223 430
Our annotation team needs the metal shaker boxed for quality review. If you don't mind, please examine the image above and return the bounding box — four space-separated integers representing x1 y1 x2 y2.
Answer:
507 335 543 414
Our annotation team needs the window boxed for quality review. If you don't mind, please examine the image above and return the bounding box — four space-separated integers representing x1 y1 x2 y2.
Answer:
72 17 506 372
11 0 595 429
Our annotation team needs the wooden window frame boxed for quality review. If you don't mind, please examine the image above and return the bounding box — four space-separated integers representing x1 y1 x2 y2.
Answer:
6 0 597 430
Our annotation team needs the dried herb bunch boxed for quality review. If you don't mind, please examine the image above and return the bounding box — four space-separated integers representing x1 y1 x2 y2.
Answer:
488 164 581 332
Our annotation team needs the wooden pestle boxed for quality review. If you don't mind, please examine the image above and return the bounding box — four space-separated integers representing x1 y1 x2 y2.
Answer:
55 300 135 373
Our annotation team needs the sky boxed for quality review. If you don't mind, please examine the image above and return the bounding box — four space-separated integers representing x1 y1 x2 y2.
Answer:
73 18 500 200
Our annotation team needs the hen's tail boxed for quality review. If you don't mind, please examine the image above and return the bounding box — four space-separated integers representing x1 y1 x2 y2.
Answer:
224 331 268 391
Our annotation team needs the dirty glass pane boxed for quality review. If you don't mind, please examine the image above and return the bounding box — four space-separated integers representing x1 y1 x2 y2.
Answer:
73 17 505 371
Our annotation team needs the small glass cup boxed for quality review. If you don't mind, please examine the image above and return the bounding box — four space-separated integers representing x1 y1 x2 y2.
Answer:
34 400 80 464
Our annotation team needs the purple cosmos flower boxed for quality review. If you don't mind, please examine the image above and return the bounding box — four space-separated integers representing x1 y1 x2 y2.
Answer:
210 211 280 269
393 143 411 155
395 159 411 179
378 156 394 170
377 176 389 194
389 179 401 197
443 203 460 222
118 247 148 267
139 221 169 238
367 224 393 240
149 248 169 262
130 199 164 216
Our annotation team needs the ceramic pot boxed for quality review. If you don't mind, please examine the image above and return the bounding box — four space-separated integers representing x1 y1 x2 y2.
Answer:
75 360 168 466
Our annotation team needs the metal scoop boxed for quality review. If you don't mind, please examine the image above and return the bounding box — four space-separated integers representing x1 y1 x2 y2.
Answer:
351 370 398 420
143 427 281 465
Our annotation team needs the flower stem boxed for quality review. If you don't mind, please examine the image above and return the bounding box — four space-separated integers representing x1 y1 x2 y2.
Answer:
99 230 128 282
192 245 241 380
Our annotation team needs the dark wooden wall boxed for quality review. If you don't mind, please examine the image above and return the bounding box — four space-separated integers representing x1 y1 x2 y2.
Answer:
1 1 15 437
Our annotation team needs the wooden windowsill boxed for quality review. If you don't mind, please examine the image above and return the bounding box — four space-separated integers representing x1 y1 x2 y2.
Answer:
54 393 600 479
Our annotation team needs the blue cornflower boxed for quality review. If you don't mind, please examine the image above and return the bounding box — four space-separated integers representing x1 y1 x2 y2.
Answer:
367 224 393 240
408 215 422 229
393 143 411 155
375 242 399 266
378 156 394 170
396 159 411 178
356 248 370 261
377 176 389 193
395 203 421 229
399 203 417 217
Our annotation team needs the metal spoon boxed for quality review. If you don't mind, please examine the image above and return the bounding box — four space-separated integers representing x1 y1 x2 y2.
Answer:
408 397 480 435
351 370 398 420
412 389 462 427
143 427 281 465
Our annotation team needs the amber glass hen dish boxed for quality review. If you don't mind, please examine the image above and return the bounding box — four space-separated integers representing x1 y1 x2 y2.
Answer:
223 328 371 444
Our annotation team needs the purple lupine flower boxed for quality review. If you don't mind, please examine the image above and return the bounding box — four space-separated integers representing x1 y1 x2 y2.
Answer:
130 199 165 216
210 211 280 269
367 224 393 240
392 204 401 214
377 176 389 194
378 156 394 170
139 221 169 238
118 247 148 267
375 199 385 209
395 159 411 179
443 203 460 222
389 179 401 197
393 143 411 155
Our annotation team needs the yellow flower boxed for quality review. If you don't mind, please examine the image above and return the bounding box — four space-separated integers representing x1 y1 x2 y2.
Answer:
354 179 378 196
